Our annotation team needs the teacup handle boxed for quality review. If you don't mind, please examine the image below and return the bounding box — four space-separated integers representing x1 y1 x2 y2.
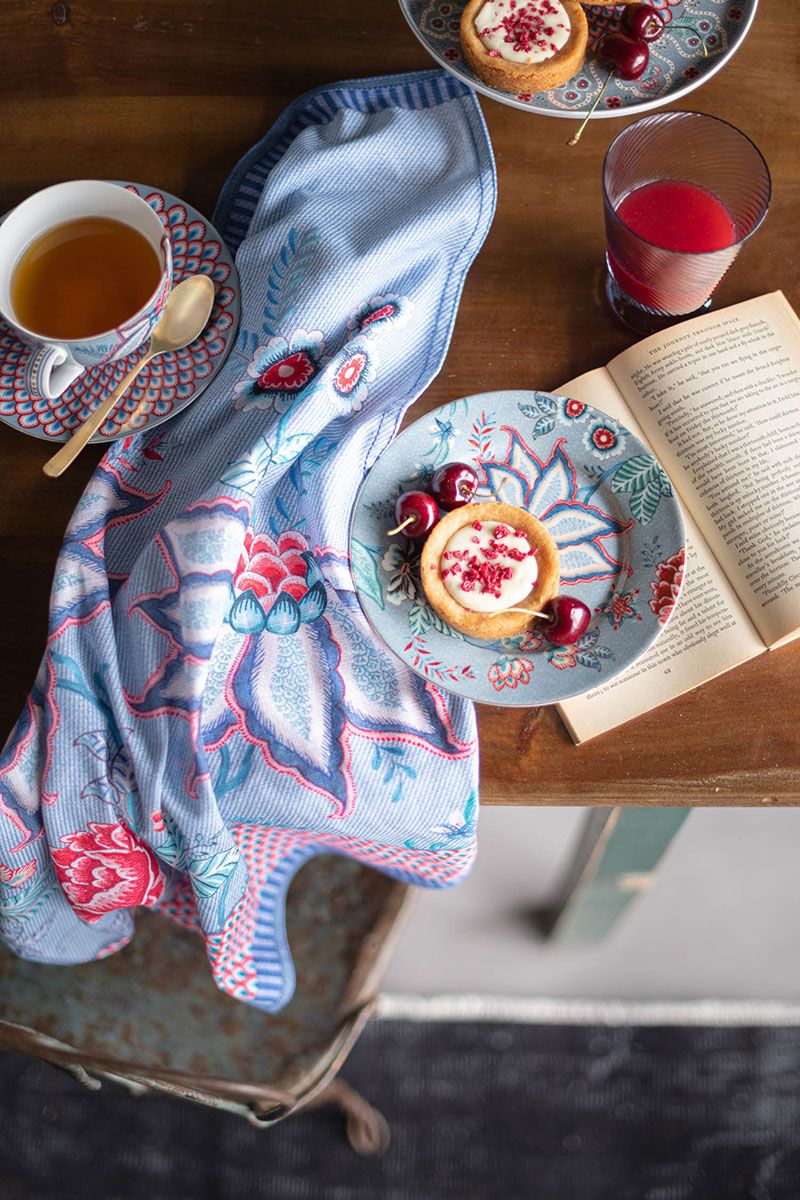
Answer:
24 345 84 401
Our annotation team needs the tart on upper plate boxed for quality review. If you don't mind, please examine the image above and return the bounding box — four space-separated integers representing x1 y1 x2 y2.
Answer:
460 0 589 94
420 500 560 640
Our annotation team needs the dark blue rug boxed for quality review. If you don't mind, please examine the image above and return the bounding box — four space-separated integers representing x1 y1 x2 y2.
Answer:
2 1020 800 1199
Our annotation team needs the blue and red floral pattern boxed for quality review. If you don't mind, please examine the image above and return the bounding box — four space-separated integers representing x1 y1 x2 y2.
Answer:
351 389 684 708
0 72 494 1010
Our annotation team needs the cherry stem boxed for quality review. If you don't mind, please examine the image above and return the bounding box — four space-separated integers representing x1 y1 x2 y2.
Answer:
567 71 612 147
669 23 709 57
487 606 553 621
386 515 416 536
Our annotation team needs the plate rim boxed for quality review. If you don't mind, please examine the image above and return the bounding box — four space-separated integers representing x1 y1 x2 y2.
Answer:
0 180 241 445
349 387 686 707
397 0 760 120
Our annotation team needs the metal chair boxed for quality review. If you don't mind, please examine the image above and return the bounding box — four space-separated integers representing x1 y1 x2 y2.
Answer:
0 855 410 1155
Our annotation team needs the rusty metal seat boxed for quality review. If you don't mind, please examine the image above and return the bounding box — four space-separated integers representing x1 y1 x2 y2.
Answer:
0 855 409 1154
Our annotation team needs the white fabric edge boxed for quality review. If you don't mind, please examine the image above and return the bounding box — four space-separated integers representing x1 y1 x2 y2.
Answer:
377 993 800 1027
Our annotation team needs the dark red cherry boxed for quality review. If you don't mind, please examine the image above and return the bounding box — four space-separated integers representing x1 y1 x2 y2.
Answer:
541 596 592 646
431 461 479 510
621 4 666 42
388 491 439 540
597 33 650 80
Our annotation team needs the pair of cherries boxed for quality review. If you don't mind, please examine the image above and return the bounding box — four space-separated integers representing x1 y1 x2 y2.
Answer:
569 4 706 144
388 462 591 646
598 3 705 82
390 461 479 539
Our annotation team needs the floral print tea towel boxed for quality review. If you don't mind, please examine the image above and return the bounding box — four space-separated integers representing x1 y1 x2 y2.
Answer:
0 71 496 1011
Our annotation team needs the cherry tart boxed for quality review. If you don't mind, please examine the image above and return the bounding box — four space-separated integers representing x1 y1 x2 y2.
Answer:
460 0 589 95
420 501 560 640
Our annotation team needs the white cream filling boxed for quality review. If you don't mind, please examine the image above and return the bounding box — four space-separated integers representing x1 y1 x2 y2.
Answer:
474 0 571 65
440 520 539 614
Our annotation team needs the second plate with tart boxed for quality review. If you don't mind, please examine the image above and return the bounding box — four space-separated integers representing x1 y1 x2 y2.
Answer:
350 389 685 707
398 0 758 122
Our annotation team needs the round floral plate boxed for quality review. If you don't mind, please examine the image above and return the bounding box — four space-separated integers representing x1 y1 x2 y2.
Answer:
0 183 240 443
350 390 686 706
399 0 757 119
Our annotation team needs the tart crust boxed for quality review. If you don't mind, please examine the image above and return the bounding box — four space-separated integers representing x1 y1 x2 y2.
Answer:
460 0 589 95
420 502 560 640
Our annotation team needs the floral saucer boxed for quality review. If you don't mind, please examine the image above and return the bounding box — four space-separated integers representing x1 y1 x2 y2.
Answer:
398 0 757 119
350 390 685 706
0 183 240 443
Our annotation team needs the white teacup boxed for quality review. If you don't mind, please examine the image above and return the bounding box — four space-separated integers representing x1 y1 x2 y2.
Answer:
0 180 172 401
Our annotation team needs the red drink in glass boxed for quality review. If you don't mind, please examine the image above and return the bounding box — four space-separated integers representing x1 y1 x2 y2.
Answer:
603 114 771 333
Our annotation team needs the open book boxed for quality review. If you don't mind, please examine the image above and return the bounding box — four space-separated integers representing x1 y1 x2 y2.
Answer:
556 291 800 744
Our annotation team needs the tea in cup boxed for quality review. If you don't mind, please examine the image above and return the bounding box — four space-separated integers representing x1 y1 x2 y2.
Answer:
0 180 172 400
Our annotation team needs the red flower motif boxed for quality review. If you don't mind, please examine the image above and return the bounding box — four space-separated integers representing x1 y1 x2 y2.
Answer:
334 351 367 395
488 657 534 691
564 398 586 419
605 96 623 109
649 547 685 625
592 426 617 450
0 860 37 887
233 528 312 611
360 303 397 329
52 822 164 922
256 350 315 393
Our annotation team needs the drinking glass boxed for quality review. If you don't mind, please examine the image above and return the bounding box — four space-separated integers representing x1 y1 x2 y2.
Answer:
603 112 771 334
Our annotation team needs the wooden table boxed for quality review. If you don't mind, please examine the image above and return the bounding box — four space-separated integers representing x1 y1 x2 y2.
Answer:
1 1 797 933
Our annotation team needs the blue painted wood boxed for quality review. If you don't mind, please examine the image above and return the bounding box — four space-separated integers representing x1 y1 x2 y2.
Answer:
544 808 692 945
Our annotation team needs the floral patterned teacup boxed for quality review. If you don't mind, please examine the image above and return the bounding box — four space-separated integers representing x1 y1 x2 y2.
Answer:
0 180 172 400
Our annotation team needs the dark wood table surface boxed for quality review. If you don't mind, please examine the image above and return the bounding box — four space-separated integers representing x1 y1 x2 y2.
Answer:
1 1 797 807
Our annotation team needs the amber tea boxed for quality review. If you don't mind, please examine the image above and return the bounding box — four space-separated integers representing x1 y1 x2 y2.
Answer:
10 216 162 340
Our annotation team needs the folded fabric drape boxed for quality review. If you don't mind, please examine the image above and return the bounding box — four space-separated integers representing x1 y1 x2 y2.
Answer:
0 70 496 1011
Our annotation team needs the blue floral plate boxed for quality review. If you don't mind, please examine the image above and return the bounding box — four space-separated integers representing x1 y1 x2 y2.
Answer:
350 390 686 706
398 0 757 119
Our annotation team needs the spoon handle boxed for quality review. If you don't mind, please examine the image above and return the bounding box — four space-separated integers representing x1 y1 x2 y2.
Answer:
42 349 155 478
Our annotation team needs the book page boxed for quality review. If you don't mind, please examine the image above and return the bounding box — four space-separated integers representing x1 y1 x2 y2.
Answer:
606 292 800 647
554 368 764 744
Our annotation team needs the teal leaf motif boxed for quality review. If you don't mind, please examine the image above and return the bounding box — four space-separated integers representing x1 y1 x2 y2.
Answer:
189 847 240 899
220 436 274 495
535 393 557 415
610 453 672 525
263 227 322 337
302 552 324 588
298 581 327 623
230 589 267 634
609 454 662 494
0 873 51 920
265 592 301 635
532 416 556 438
575 650 603 670
351 541 385 610
271 431 315 467
517 404 538 418
630 478 663 525
408 602 431 638
74 730 117 761
155 830 183 868
420 605 464 640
